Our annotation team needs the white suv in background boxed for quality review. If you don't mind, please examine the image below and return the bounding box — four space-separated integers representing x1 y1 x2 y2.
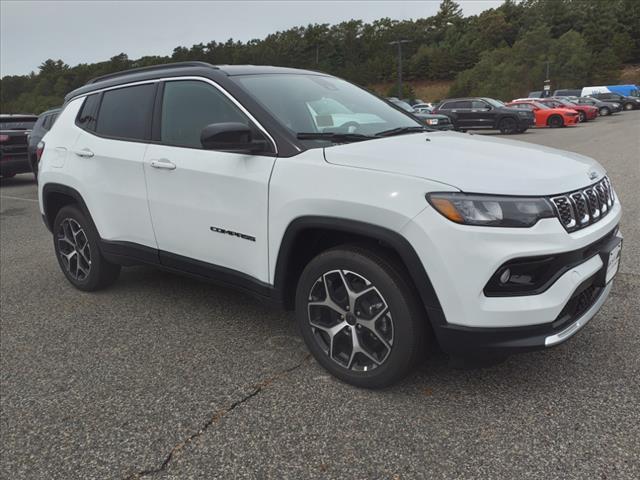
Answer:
38 62 622 388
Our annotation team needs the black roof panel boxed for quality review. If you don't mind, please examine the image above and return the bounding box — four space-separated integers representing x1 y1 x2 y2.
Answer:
64 62 327 103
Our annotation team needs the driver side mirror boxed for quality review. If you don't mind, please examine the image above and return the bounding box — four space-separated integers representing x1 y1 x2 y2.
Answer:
200 122 268 153
484 105 492 110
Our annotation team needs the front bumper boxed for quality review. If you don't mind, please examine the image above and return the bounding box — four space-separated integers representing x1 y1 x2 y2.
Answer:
434 277 612 356
402 198 621 355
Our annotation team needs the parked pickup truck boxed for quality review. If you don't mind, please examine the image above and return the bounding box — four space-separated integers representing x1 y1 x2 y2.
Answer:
0 114 38 178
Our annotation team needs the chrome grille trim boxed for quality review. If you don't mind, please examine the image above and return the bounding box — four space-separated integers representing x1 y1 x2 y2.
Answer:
551 177 615 232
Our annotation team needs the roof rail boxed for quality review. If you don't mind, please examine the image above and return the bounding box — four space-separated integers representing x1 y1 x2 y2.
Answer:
87 61 216 84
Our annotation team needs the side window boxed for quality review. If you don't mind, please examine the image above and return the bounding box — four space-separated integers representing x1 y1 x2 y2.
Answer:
471 100 487 109
76 93 101 132
456 101 472 109
160 80 249 149
95 84 155 140
43 115 51 130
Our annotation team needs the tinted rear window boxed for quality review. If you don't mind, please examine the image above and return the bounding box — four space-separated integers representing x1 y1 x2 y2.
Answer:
95 84 155 140
0 119 36 130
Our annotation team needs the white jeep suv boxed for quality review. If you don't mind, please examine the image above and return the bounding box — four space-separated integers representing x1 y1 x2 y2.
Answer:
38 62 622 388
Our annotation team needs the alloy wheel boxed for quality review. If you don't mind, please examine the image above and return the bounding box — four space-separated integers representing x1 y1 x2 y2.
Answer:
57 218 91 281
307 269 393 371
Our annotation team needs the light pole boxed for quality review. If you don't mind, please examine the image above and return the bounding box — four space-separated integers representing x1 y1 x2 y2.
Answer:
543 60 551 97
389 40 410 99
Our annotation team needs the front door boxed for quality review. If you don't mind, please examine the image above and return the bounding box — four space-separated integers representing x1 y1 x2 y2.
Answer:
144 79 276 284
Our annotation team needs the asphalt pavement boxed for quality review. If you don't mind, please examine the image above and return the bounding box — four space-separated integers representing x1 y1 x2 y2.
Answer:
1 112 639 479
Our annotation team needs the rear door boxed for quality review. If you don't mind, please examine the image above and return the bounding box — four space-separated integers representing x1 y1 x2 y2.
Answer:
143 79 275 284
71 84 158 249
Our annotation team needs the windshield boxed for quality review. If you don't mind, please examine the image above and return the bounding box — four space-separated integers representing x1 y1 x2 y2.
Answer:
390 99 415 112
233 74 421 146
532 102 549 109
483 98 505 108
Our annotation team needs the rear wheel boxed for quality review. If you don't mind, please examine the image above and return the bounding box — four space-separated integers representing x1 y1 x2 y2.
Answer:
547 115 564 128
53 205 120 291
498 117 517 134
624 102 634 111
295 246 427 388
599 107 610 116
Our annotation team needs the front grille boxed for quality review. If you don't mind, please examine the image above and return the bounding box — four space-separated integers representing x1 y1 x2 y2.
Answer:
551 177 615 232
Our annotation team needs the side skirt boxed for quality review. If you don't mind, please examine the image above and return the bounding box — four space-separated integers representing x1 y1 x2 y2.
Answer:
99 239 279 305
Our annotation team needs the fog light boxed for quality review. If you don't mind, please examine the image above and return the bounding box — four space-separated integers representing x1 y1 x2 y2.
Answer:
499 269 511 284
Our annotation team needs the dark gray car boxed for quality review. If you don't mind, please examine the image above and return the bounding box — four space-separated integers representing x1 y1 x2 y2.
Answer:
568 97 621 116
27 107 60 179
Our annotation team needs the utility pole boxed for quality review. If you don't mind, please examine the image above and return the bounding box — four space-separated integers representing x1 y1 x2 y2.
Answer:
315 44 320 65
389 40 410 99
543 60 551 97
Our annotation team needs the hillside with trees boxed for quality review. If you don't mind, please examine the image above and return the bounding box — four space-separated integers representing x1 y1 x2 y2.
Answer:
1 0 639 113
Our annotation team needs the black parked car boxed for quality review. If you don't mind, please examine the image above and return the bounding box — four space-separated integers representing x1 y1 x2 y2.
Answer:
587 92 640 110
388 98 454 130
433 97 534 134
28 107 60 179
0 114 38 178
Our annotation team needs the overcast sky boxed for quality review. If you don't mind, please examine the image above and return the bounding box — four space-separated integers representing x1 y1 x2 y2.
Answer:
1 0 503 77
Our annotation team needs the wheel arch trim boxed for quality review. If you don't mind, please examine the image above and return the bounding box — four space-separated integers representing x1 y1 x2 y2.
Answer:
41 183 93 233
273 216 447 326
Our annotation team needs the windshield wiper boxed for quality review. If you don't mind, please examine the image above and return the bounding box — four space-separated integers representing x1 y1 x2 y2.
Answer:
296 132 375 143
375 126 429 137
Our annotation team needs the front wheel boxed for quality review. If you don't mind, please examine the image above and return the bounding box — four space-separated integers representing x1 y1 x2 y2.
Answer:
599 107 610 116
578 111 586 122
498 117 517 134
295 246 427 389
548 115 564 128
624 102 634 111
53 205 121 291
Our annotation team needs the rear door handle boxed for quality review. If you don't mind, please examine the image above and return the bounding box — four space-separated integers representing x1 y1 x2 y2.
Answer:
150 158 176 170
74 148 94 158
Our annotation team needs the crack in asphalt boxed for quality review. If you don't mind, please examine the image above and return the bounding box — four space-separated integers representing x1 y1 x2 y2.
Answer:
123 354 311 479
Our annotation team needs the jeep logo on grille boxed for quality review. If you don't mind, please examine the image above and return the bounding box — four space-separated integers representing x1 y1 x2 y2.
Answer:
588 170 599 180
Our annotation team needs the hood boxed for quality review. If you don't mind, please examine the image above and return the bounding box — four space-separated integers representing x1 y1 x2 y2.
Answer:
323 131 606 196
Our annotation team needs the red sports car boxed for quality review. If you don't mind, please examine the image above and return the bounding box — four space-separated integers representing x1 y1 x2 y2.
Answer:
506 100 580 128
537 98 598 122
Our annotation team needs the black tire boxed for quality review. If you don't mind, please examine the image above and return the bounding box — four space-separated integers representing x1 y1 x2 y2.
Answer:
578 111 586 122
53 205 120 291
547 115 564 128
295 246 427 389
623 102 634 111
599 107 610 116
516 127 528 133
0 172 16 179
498 117 517 134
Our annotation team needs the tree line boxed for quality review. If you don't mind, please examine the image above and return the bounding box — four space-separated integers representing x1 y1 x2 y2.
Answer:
1 0 639 114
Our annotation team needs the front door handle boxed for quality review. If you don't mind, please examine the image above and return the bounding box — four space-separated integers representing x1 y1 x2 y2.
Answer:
150 158 176 170
74 148 94 158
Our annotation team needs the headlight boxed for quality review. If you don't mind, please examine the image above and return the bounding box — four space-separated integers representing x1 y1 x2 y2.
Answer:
425 118 439 125
613 103 620 107
426 192 555 227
